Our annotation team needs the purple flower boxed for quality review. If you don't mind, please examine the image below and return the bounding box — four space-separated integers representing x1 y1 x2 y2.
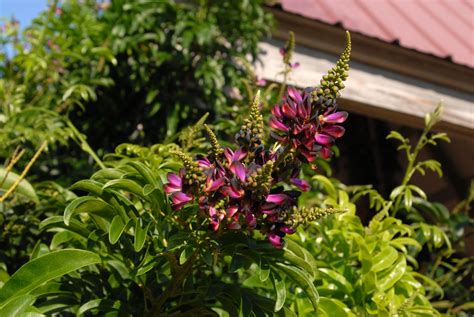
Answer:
280 226 296 234
224 147 247 182
164 172 182 193
205 177 225 192
320 111 348 124
266 193 289 205
290 178 311 191
322 125 345 138
222 185 244 199
164 170 194 209
269 86 348 162
314 133 334 146
268 232 283 248
171 192 193 209
269 87 321 162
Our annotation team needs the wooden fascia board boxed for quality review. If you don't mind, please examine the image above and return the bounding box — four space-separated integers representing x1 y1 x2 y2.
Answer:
267 7 474 94
339 99 473 141
255 40 474 140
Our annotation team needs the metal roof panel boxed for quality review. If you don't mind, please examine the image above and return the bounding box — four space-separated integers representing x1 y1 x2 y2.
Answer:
280 0 474 68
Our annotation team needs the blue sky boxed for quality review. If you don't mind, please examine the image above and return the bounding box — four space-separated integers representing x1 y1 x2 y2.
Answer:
1 0 48 28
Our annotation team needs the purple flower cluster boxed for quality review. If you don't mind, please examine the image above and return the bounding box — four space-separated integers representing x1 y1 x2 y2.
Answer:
270 87 348 163
164 32 351 248
164 85 348 248
165 143 311 248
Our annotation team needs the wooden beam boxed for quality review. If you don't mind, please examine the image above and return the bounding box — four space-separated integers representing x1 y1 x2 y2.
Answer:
256 39 474 140
267 7 474 94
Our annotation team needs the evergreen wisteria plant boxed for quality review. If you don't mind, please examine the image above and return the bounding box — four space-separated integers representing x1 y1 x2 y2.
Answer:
164 30 350 247
0 31 352 316
1 26 466 316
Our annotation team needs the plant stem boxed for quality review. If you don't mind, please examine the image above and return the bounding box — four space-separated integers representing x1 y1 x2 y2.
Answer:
0 147 25 188
66 120 105 169
0 141 47 203
392 128 429 214
276 70 289 102
151 251 198 316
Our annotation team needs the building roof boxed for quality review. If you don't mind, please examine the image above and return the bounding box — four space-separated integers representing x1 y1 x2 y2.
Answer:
280 0 474 68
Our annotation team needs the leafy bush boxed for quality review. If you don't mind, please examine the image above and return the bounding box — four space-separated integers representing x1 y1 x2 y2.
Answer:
0 2 472 316
1 0 271 160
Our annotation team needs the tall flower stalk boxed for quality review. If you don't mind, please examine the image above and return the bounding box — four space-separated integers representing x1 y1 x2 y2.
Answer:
164 32 352 247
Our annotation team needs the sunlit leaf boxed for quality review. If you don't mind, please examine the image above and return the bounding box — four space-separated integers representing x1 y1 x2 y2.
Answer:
0 294 35 315
109 216 129 244
272 271 286 312
0 168 39 203
371 246 398 273
0 250 101 304
275 263 319 312
377 256 406 291
64 196 115 226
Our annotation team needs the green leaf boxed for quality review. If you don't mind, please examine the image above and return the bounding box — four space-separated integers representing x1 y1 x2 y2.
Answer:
128 161 161 188
70 179 104 196
362 270 377 294
282 250 315 278
259 259 270 282
431 132 450 143
30 242 49 260
317 297 350 317
417 160 443 177
312 175 337 199
0 249 101 304
21 311 45 317
284 239 317 277
40 216 91 238
377 256 406 291
64 196 115 226
404 188 413 209
451 301 474 313
411 272 443 297
0 294 35 315
275 263 319 312
272 272 286 312
134 218 150 252
386 131 406 144
179 245 194 265
78 299 119 315
389 185 405 201
109 216 129 244
317 268 353 293
0 168 39 203
371 246 398 272
103 179 148 200
51 231 77 250
407 185 427 200
143 184 156 196
91 168 125 181
389 237 421 253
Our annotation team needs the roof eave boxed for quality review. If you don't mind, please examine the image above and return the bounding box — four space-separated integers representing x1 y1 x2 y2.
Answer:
267 7 474 95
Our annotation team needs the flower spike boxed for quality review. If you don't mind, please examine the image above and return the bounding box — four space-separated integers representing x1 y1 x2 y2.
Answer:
281 31 297 68
169 149 205 186
247 160 274 197
313 31 351 105
236 90 264 149
203 124 223 157
286 206 346 228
